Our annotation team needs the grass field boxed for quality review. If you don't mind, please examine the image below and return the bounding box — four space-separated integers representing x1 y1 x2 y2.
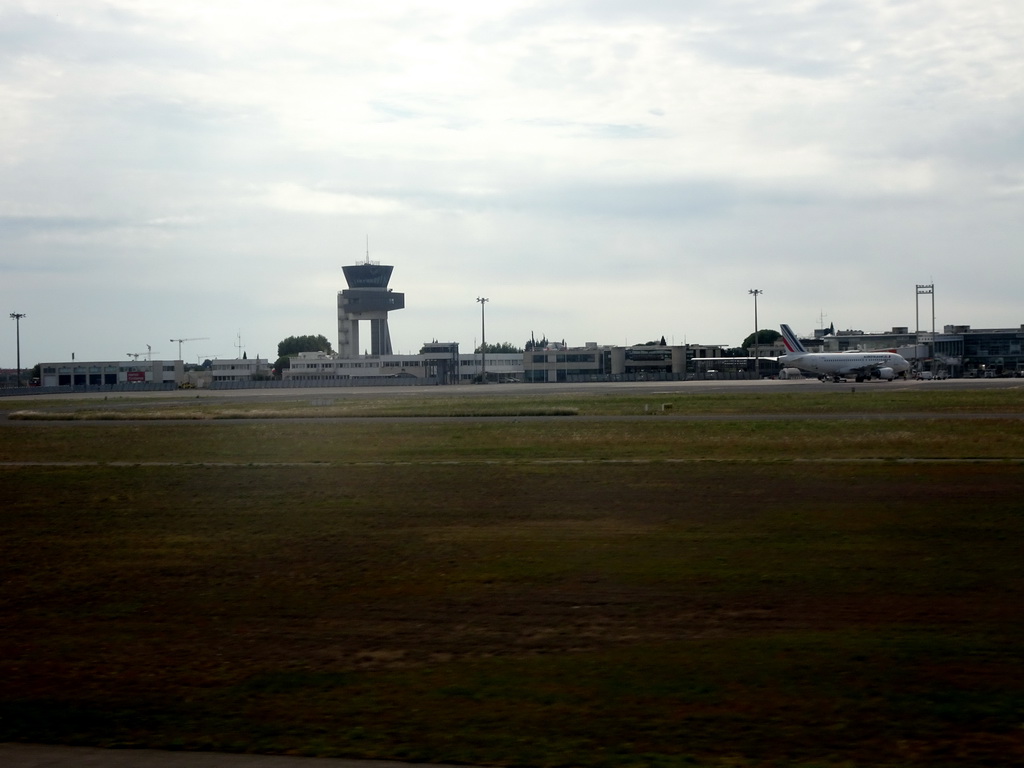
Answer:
4 386 1024 419
2 388 1024 767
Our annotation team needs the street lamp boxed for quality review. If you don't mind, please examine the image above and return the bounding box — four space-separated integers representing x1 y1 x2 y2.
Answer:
748 289 762 378
476 297 489 383
10 312 26 387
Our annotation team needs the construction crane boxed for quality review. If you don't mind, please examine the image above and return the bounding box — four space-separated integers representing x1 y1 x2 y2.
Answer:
196 354 223 369
127 345 159 361
170 337 209 360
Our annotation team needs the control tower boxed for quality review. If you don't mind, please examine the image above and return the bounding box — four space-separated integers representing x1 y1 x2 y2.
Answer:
337 258 405 357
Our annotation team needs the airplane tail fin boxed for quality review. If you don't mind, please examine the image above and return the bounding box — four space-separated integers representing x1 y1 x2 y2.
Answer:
779 324 807 354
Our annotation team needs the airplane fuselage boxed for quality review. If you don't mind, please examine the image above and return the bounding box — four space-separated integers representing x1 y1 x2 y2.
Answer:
781 352 909 380
778 323 911 381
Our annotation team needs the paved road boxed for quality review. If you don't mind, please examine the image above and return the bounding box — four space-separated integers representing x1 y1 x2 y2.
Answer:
1 744 482 768
2 376 1023 405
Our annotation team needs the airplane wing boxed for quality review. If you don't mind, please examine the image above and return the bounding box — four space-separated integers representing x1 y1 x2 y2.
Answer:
844 362 879 373
693 356 780 363
839 360 895 376
711 358 781 366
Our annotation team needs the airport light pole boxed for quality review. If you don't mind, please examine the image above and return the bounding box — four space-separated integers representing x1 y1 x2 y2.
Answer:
748 289 762 378
10 312 26 386
476 297 489 383
916 283 935 375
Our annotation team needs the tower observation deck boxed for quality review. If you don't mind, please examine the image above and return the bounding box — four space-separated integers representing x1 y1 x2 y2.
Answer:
337 259 405 357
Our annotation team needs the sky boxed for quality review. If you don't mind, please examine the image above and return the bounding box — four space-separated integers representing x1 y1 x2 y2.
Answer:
3 0 1023 366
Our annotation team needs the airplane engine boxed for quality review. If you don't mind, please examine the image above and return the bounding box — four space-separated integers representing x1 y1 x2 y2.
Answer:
877 367 895 380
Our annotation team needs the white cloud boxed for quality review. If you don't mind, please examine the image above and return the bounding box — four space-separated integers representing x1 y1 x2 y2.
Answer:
252 183 406 216
2 0 1023 365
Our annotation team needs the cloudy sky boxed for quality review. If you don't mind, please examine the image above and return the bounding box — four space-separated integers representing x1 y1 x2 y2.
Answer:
3 0 1022 365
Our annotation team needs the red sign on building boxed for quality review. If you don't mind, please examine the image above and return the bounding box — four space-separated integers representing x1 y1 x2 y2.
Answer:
127 371 146 383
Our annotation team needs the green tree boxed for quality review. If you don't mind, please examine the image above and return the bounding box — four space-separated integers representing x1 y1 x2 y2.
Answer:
274 334 333 376
741 329 781 350
476 342 525 354
278 334 333 357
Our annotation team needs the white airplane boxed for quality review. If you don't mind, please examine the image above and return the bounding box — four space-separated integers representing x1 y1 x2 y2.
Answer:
779 323 910 382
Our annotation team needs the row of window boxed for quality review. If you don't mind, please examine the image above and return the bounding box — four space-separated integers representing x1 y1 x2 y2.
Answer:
294 360 425 370
42 365 176 374
531 354 599 364
46 373 176 385
293 358 521 371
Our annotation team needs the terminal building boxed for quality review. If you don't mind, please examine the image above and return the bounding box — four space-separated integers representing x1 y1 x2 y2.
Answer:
38 359 184 388
35 357 272 390
207 357 273 384
283 346 524 385
820 325 1024 377
522 342 724 382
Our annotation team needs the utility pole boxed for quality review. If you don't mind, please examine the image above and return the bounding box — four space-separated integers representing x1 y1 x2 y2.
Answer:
10 312 26 386
748 289 762 378
476 297 489 383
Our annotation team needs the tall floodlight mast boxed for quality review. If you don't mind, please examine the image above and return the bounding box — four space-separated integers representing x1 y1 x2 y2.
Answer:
476 297 489 383
748 289 763 377
916 283 935 375
915 284 935 335
10 312 26 386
